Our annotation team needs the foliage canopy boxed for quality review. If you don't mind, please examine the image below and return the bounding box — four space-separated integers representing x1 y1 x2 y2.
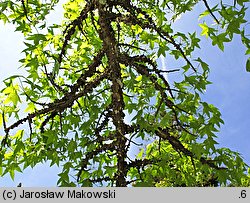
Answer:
0 0 250 186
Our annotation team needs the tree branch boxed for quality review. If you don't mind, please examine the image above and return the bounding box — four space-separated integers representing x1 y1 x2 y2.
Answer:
202 0 220 24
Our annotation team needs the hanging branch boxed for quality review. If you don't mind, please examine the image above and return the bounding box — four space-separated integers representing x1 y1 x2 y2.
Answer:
202 0 220 24
156 128 226 170
40 112 57 133
77 142 117 182
117 1 197 72
21 0 32 23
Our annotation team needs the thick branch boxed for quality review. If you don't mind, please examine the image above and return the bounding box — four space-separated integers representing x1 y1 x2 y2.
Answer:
4 71 108 135
97 2 127 187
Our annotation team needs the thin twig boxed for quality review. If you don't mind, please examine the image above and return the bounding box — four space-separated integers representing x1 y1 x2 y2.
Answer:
202 0 220 24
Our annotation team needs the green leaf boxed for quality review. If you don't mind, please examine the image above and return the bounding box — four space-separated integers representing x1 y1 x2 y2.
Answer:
133 182 153 187
246 58 250 72
26 34 47 45
0 13 9 23
211 33 230 51
137 148 144 159
2 83 20 106
9 169 15 181
68 139 77 152
24 102 36 113
236 0 249 6
199 23 209 38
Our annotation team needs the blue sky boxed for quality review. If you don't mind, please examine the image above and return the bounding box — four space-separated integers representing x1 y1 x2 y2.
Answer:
171 3 250 165
0 1 249 186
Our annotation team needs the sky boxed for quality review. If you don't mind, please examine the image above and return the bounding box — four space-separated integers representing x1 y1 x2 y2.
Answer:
0 1 249 186
170 3 250 164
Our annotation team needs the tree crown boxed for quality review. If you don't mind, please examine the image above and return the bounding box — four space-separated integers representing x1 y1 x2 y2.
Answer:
0 0 249 186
